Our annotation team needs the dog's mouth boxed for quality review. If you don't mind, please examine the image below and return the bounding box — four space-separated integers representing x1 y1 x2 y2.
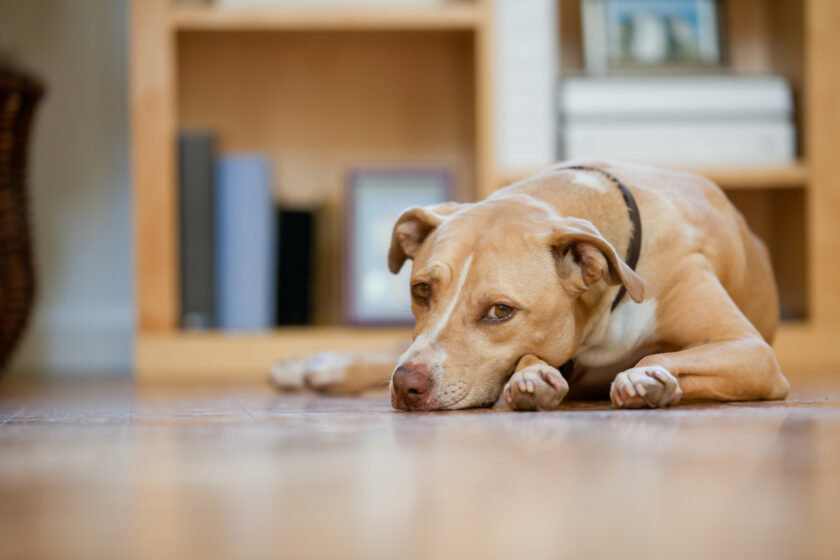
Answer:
390 385 498 412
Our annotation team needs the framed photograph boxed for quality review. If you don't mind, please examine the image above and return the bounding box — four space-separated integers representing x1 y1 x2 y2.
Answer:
582 0 722 74
343 168 452 326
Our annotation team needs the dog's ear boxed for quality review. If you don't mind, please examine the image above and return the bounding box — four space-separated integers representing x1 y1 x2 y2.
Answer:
388 202 464 274
543 218 644 303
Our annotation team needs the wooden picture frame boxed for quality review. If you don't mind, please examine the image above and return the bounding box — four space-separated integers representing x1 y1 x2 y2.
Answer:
343 168 452 326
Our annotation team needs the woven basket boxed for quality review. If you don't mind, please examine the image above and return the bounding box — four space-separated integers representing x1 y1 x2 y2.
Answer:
0 66 43 371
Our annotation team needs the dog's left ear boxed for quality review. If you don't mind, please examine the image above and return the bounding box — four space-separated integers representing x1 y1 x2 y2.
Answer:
543 218 644 302
388 202 464 274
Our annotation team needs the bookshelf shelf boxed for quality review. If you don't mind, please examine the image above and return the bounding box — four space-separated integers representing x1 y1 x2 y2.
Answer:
496 161 810 192
171 4 482 31
137 327 412 381
135 321 828 381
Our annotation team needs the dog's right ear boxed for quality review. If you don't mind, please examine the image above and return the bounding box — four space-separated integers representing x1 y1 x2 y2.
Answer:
388 202 463 274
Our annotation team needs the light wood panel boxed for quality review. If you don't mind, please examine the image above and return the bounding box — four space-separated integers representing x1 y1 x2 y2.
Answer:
131 0 178 331
806 0 840 325
171 3 481 31
474 0 494 198
177 30 476 324
136 327 411 381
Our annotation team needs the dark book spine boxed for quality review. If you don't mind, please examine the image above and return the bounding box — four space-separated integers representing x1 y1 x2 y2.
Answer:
177 131 216 330
275 209 314 325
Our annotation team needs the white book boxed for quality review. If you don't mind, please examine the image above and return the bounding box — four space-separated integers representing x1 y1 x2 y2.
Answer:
494 0 557 171
564 119 796 167
560 76 792 120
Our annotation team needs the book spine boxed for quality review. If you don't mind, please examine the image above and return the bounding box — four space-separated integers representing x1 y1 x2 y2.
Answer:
275 209 314 326
560 77 792 119
178 131 216 330
215 156 277 331
494 0 557 171
564 119 796 166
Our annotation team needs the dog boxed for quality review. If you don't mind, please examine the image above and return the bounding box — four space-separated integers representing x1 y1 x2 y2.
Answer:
271 161 790 411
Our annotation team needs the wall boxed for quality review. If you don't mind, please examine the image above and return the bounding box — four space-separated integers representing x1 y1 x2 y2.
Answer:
0 0 133 375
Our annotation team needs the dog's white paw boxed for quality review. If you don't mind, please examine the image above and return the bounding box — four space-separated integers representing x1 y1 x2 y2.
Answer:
301 352 353 391
610 366 682 408
269 356 310 391
503 364 569 411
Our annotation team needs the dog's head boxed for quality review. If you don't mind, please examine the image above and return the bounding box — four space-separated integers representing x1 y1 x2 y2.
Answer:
387 194 644 410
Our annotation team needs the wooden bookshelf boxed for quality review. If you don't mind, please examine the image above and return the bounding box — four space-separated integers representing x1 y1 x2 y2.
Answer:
131 0 840 381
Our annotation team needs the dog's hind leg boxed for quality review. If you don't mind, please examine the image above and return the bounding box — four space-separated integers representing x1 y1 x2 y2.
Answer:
270 340 409 394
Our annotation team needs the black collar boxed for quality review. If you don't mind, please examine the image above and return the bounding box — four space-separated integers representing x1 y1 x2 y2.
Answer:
560 165 642 311
551 165 643 380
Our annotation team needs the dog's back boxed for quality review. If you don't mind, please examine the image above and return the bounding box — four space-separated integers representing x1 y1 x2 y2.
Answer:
500 160 779 343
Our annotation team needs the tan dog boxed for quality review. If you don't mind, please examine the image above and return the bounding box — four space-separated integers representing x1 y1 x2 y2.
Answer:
271 161 790 411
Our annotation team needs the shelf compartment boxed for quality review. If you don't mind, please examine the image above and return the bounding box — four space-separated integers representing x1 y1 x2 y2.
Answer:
177 30 476 324
171 4 482 32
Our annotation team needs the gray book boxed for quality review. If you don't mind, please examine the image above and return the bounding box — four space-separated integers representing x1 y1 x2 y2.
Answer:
178 131 216 330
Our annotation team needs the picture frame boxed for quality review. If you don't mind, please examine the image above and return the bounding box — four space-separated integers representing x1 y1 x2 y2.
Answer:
582 0 723 74
343 168 452 326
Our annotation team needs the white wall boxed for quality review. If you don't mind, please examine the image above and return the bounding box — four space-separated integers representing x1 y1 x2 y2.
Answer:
0 0 133 375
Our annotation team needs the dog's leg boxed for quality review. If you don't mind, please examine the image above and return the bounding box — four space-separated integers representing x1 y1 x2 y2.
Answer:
270 341 408 394
504 354 569 411
610 266 789 409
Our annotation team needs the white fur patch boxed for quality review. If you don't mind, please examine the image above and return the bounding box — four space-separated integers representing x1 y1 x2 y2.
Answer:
576 298 659 367
572 171 607 193
269 356 309 389
396 253 474 375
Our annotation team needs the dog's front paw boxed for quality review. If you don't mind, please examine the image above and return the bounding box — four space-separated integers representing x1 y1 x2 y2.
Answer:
610 366 682 408
503 364 569 411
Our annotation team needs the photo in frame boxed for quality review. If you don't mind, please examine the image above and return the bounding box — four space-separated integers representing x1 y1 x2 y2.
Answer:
343 168 452 326
582 0 723 74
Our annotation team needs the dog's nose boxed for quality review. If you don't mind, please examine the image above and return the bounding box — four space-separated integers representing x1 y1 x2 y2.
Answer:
392 365 432 408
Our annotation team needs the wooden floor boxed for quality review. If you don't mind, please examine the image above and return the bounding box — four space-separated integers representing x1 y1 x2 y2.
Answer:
1 378 839 560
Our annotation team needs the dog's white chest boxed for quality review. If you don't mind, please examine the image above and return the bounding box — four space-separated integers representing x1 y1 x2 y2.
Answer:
575 298 659 367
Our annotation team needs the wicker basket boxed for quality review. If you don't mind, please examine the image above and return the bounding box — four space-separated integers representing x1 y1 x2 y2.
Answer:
0 66 43 371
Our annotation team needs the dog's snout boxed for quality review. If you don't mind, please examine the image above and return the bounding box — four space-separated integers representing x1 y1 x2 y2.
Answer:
392 365 433 408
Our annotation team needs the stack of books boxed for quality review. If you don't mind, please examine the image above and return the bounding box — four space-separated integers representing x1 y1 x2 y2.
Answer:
177 131 314 331
558 76 796 167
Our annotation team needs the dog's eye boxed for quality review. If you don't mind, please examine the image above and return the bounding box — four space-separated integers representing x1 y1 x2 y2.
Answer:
483 303 515 322
412 283 430 302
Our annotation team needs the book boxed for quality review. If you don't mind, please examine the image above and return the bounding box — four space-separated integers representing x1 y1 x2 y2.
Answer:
275 208 314 326
560 76 793 120
494 0 557 171
563 119 795 167
559 76 796 166
215 155 277 331
177 131 216 330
